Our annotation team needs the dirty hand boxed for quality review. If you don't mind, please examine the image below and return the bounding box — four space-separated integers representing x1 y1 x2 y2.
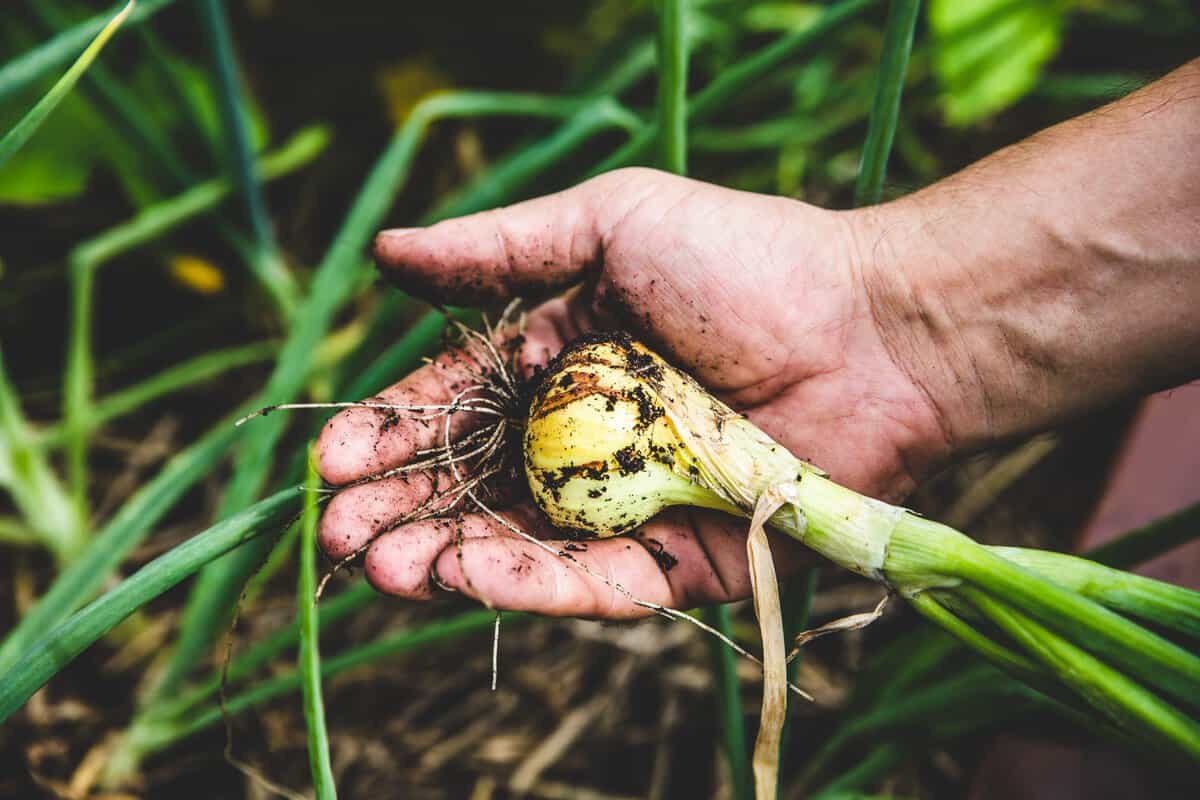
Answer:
314 167 950 617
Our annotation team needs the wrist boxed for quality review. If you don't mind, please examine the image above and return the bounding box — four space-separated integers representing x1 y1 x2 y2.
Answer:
839 60 1200 468
841 199 1012 460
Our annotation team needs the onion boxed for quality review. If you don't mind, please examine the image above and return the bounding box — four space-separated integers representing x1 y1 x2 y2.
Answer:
523 332 1200 766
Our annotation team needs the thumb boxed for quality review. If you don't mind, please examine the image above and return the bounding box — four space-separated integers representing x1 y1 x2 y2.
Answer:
375 172 632 306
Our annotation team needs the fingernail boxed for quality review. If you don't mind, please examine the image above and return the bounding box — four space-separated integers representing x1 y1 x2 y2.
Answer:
429 566 458 594
373 229 420 261
378 227 420 239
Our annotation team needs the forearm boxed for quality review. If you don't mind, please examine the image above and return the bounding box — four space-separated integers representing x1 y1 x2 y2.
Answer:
858 58 1200 454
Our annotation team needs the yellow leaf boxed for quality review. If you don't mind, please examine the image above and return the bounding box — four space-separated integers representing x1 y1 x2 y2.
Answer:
376 59 451 128
168 254 225 294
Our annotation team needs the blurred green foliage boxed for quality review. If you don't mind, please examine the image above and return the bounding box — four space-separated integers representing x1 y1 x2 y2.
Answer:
0 7 265 206
930 0 1066 125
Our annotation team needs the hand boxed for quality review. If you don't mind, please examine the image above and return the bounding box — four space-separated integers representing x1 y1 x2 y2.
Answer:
315 167 952 618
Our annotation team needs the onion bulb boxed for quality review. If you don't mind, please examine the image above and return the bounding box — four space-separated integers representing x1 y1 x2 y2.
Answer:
524 332 889 579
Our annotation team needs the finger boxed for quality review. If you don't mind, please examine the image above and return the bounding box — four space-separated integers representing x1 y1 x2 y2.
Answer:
318 454 532 561
319 469 460 561
373 170 654 306
362 506 558 600
315 345 503 486
368 508 809 618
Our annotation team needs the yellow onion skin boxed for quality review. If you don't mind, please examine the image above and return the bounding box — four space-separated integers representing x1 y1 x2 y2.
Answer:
522 332 799 538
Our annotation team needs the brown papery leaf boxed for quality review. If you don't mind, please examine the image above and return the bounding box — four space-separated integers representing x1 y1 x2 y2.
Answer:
746 483 802 800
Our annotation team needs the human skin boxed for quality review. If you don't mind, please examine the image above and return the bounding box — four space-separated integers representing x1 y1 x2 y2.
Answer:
315 58 1200 618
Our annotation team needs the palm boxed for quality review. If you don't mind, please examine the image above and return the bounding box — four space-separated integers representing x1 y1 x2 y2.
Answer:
316 169 947 617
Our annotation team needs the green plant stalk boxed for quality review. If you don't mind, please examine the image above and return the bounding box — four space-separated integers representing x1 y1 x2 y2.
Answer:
41 340 278 446
961 586 1200 759
874 494 1194 694
150 89 641 712
800 664 1041 789
0 488 299 724
813 507 1200 791
1087 501 1200 569
853 0 920 206
808 743 907 800
877 512 1200 754
656 0 689 174
60 126 327 508
196 0 298 316
588 0 879 176
0 349 83 562
0 517 39 548
424 97 641 222
425 30 655 222
196 0 276 252
0 414 244 673
690 100 871 152
64 256 95 510
24 0 196 188
991 546 1200 637
243 508 302 602
701 604 753 800
944 532 1200 705
27 0 303 313
0 1 134 166
154 582 378 721
298 460 337 798
133 24 220 156
0 0 178 104
68 125 327 268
